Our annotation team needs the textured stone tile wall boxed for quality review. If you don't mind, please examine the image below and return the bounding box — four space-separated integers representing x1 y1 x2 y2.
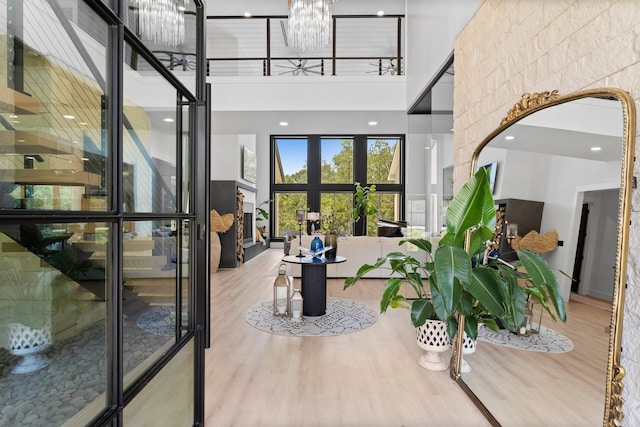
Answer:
454 0 640 424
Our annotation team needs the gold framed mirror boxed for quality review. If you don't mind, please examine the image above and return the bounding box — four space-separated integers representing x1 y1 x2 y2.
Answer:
451 88 635 426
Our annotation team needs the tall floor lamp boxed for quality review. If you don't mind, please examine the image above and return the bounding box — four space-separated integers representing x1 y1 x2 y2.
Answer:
296 209 305 257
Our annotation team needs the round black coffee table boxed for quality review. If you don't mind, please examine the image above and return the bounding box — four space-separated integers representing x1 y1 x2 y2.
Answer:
282 255 346 316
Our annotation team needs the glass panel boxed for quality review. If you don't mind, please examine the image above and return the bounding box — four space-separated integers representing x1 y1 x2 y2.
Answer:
367 137 401 184
406 195 427 239
181 103 190 213
123 339 194 425
180 220 191 337
0 221 108 425
122 220 182 388
274 192 307 237
321 138 353 183
124 0 198 95
1 1 109 211
123 43 182 214
274 138 307 184
367 192 401 236
320 192 353 235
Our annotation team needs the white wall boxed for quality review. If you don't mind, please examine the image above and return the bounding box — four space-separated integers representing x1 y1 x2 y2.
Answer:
479 147 621 300
405 0 479 109
210 134 257 190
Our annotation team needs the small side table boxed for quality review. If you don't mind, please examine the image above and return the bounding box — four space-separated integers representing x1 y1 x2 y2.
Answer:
282 255 347 316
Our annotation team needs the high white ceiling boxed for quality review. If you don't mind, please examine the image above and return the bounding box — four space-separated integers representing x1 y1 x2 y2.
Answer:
487 97 624 161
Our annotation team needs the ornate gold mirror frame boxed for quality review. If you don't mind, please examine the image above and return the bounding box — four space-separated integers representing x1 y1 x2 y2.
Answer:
450 88 635 426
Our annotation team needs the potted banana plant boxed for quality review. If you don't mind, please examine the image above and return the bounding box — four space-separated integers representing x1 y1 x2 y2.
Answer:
344 167 567 367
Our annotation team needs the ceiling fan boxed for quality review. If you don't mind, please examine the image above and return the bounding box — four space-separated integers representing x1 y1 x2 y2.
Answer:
367 58 399 75
274 59 323 76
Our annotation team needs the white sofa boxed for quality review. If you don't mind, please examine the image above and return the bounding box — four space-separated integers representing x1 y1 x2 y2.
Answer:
287 235 431 278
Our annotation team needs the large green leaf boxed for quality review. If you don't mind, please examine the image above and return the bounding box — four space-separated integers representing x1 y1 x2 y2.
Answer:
410 299 434 327
380 278 402 313
517 250 567 322
400 238 433 253
433 246 471 316
445 167 495 242
468 267 506 317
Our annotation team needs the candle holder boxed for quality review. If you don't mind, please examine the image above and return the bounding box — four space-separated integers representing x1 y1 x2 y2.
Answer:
296 209 305 257
273 264 291 316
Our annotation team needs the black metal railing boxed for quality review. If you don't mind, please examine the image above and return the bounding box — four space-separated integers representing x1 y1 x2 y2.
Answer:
205 14 404 77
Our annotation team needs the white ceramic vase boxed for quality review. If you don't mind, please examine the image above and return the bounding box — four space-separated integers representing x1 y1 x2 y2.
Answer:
416 319 451 370
8 322 53 374
460 333 477 373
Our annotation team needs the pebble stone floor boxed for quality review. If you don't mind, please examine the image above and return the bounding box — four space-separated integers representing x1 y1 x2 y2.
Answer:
0 319 170 426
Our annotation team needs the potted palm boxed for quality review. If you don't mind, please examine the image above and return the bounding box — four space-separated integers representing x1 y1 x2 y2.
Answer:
344 167 566 367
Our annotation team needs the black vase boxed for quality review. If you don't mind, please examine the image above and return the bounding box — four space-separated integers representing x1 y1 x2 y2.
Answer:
324 234 338 259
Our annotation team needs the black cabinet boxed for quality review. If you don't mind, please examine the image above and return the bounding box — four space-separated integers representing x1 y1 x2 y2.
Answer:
495 198 544 261
211 180 268 268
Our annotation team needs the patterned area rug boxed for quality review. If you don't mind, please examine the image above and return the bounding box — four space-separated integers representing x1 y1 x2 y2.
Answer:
477 324 573 353
136 306 182 336
246 297 377 337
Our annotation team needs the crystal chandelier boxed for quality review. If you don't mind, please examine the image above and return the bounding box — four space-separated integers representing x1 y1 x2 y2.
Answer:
131 0 190 47
288 0 337 51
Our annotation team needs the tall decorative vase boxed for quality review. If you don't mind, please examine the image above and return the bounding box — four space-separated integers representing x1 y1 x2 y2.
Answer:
8 322 53 374
416 319 450 370
323 234 337 259
460 333 477 373
210 232 222 272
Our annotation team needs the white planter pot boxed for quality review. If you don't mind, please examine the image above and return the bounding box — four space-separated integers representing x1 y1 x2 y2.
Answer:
8 322 52 374
460 333 477 373
416 320 451 371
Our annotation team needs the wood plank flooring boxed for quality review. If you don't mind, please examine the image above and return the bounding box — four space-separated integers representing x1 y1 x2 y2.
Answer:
204 249 610 426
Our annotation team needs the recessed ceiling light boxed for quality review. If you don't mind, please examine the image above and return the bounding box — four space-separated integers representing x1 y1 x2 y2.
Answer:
79 122 88 126
377 10 385 16
368 121 378 126
244 12 252 18
12 120 19 124
163 117 174 123
63 114 75 120
17 139 25 143
450 128 454 132
72 141 79 144
504 135 515 140
9 114 18 119
279 121 289 126
81 157 90 161
591 146 602 151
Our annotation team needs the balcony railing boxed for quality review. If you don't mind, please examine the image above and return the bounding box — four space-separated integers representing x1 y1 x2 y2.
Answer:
205 14 405 77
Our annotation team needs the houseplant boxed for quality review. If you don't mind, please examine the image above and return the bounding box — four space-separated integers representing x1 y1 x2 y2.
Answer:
255 199 273 240
352 182 378 236
320 207 350 258
344 167 567 342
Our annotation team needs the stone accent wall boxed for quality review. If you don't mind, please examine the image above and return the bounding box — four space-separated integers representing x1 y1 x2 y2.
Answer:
455 0 640 424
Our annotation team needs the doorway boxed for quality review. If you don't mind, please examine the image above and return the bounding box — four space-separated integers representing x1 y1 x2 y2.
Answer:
571 189 619 301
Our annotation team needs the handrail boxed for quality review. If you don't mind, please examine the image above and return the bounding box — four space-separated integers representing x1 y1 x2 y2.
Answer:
206 14 405 77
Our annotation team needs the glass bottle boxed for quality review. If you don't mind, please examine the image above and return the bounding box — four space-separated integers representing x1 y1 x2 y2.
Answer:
310 236 323 253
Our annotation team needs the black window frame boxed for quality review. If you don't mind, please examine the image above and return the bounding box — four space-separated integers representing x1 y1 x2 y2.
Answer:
270 134 405 238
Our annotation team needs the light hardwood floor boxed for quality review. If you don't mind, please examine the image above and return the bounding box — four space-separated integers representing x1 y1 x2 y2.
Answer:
204 249 610 426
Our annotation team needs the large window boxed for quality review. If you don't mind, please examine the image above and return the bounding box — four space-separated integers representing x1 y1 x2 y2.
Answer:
271 135 404 237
